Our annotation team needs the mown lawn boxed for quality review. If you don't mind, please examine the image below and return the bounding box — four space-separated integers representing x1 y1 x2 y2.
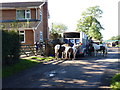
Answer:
110 73 120 89
2 56 54 78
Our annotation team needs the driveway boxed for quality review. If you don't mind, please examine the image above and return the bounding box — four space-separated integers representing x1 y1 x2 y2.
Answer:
2 47 120 89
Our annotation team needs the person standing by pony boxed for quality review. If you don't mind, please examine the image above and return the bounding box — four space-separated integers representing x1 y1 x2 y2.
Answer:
87 37 94 56
88 37 94 45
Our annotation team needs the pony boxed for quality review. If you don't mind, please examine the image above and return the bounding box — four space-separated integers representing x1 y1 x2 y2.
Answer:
54 44 65 59
62 44 79 60
61 44 73 59
54 44 60 59
54 43 79 60
72 44 79 59
92 43 108 56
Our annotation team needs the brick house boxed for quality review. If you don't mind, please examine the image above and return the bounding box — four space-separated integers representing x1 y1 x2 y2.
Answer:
0 1 49 45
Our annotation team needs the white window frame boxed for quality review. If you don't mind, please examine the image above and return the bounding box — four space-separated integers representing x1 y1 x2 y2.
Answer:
16 9 31 20
40 11 42 21
19 30 25 43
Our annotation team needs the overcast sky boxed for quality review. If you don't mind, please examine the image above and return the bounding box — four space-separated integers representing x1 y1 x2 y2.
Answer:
1 0 119 40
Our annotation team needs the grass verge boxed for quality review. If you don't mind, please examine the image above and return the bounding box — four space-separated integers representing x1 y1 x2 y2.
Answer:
3 56 55 78
110 73 120 89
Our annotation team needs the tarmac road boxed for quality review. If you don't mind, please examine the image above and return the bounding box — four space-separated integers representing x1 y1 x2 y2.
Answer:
2 47 120 89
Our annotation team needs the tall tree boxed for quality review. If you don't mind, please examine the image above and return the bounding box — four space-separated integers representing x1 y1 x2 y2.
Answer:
49 23 67 40
76 6 104 40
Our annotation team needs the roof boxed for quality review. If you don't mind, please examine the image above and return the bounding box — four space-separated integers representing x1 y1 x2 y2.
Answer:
1 1 44 9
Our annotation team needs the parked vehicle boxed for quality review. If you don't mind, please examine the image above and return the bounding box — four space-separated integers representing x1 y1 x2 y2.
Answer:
76 45 87 57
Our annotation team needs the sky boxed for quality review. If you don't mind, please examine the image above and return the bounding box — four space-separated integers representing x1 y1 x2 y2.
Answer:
1 0 119 40
48 0 119 40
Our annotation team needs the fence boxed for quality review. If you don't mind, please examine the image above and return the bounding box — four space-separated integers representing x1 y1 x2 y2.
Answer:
20 44 45 57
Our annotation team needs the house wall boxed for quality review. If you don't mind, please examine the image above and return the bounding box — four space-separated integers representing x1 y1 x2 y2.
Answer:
34 8 43 42
42 2 48 41
31 9 36 19
34 2 48 42
2 9 37 20
22 29 34 45
2 9 16 20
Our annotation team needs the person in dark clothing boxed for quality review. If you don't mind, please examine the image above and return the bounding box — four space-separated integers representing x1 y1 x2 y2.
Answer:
86 37 94 56
88 37 94 45
35 41 39 55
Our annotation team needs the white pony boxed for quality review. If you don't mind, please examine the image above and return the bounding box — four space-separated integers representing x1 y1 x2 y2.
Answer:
62 44 79 60
72 44 79 59
62 44 73 59
92 43 108 56
54 44 60 59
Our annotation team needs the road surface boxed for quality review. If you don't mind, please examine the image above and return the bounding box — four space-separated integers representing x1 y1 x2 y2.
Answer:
2 47 120 89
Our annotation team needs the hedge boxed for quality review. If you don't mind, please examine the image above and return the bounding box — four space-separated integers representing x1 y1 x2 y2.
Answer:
2 30 21 66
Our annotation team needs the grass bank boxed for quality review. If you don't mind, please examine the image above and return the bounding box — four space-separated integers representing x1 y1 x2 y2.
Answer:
2 56 54 78
110 73 120 89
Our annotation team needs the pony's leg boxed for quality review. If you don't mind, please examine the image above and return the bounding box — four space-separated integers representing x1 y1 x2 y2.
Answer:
103 50 105 56
65 52 68 59
73 53 75 60
105 49 108 55
57 52 60 60
62 52 64 59
94 50 97 56
55 53 58 60
72 52 74 60
55 53 57 59
62 52 65 59
68 53 71 59
72 53 75 60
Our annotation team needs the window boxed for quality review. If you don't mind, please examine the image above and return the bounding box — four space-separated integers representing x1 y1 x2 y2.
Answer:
40 31 43 42
16 10 31 20
69 39 74 44
40 11 42 21
19 31 25 43
64 33 80 38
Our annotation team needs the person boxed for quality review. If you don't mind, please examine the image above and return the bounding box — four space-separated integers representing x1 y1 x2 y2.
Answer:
79 42 82 46
88 37 94 45
87 37 94 56
35 41 39 55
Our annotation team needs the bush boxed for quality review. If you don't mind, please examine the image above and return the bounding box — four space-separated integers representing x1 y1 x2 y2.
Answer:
115 44 120 47
110 73 120 89
2 30 21 66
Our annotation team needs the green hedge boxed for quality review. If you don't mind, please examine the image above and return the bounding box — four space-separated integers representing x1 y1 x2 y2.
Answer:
2 30 21 66
110 73 120 89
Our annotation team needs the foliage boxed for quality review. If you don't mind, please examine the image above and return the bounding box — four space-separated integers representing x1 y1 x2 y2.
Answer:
110 73 120 89
49 32 61 40
2 30 21 66
50 23 68 34
76 6 104 40
109 35 120 40
49 23 67 40
115 44 120 47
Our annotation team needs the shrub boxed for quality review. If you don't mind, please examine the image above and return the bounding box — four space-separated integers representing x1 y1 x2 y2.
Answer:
2 30 21 66
110 73 120 89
